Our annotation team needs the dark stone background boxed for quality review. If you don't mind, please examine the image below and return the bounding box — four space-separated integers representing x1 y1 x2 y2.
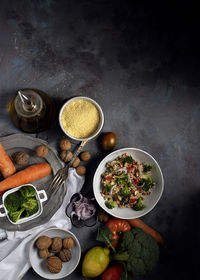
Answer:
0 1 200 279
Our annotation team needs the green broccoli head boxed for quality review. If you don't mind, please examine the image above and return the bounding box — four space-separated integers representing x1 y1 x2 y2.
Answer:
4 191 22 212
21 198 38 216
105 200 117 209
113 228 159 276
132 197 146 211
140 176 154 192
115 174 129 185
9 208 25 223
20 185 36 198
143 164 152 173
132 228 159 273
104 184 112 194
120 186 131 198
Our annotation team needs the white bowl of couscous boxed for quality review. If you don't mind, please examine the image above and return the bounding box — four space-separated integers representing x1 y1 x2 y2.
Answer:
59 96 104 142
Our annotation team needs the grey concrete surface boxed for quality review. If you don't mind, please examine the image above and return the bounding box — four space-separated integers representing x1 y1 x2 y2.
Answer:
0 1 200 279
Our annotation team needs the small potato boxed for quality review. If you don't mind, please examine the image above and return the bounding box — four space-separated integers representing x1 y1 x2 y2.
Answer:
72 157 80 168
80 151 91 161
36 145 48 158
60 151 73 162
76 165 86 176
14 152 29 165
60 139 71 151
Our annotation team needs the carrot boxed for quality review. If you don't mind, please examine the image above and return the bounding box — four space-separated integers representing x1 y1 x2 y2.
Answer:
128 218 164 245
0 143 16 178
0 162 51 194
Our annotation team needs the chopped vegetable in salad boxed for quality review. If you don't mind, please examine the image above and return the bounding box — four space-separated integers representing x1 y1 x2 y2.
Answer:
101 153 155 210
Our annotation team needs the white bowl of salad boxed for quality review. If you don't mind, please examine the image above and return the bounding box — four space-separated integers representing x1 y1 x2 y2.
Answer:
93 148 164 219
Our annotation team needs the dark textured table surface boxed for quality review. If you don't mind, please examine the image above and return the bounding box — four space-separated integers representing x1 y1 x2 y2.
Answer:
0 1 200 280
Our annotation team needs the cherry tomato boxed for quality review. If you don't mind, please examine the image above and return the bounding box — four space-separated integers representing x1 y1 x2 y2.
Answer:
101 132 117 151
101 264 124 280
105 175 113 181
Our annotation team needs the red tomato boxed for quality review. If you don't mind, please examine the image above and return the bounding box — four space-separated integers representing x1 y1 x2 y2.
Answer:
133 178 140 185
101 132 117 151
129 197 138 204
101 264 124 280
106 218 131 248
105 175 113 181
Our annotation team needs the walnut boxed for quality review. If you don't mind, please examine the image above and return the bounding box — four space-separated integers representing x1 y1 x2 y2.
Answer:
36 145 48 158
98 210 110 223
59 249 72 262
35 236 52 250
46 256 62 273
39 249 50 259
60 151 73 162
50 237 62 253
80 151 91 161
14 152 30 165
63 237 74 249
72 157 80 168
76 166 86 176
60 139 71 151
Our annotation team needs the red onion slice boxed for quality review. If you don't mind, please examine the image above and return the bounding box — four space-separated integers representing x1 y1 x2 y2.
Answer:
72 194 96 221
116 167 127 174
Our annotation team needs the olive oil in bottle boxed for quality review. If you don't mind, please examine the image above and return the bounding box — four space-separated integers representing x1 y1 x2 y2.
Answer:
8 89 56 133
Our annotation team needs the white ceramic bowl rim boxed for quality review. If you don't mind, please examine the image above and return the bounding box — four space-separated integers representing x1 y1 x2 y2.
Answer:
93 147 164 219
59 96 104 141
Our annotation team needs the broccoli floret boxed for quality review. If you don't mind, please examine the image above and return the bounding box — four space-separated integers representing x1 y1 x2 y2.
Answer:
9 208 25 223
122 156 134 164
140 176 154 192
113 228 159 276
21 198 38 217
105 200 117 209
120 186 131 198
20 185 36 198
133 197 146 211
143 164 152 173
115 174 129 185
104 184 112 193
4 191 22 212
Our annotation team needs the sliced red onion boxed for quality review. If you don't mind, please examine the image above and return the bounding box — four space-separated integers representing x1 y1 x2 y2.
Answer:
116 167 127 174
71 194 96 221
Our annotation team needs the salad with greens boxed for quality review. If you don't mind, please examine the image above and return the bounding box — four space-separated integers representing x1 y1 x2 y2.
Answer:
101 153 155 210
4 185 39 223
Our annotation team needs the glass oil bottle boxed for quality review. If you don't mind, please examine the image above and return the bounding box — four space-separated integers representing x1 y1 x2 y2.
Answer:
8 89 56 133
